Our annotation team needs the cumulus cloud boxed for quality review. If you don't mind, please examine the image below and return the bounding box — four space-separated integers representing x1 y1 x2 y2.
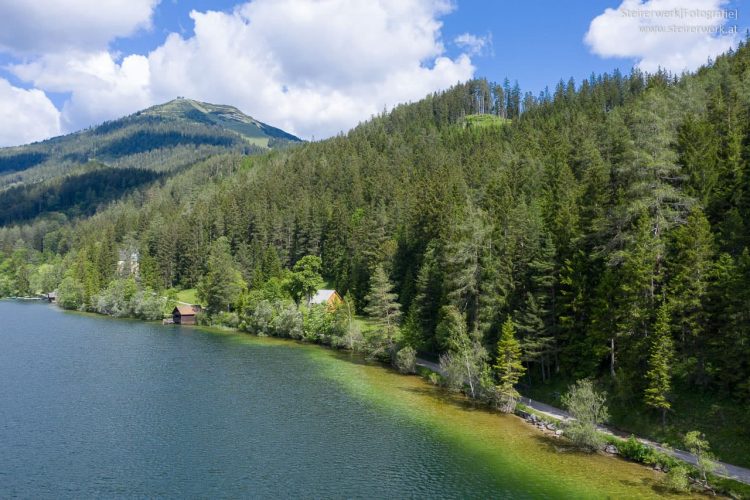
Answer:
7 0 477 141
585 0 739 73
0 79 61 147
0 0 159 55
144 0 474 138
11 51 151 131
454 33 492 56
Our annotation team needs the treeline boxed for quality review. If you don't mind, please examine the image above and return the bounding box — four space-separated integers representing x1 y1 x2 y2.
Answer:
0 166 163 225
97 130 239 157
0 151 48 174
3 40 750 443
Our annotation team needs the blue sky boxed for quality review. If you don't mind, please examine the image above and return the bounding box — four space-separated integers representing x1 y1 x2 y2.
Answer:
0 0 745 146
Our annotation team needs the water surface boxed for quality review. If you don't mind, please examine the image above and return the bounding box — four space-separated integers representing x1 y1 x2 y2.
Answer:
0 301 677 498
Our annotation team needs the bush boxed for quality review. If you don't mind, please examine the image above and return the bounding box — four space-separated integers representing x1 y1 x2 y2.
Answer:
614 436 680 469
663 465 690 492
57 276 85 310
617 436 653 463
428 372 442 386
272 303 304 339
395 346 417 374
94 278 137 317
243 299 274 335
561 379 609 451
132 289 165 320
214 311 240 328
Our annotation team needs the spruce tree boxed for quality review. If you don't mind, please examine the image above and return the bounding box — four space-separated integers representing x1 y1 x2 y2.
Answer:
364 266 402 359
494 317 526 412
197 237 247 313
644 303 674 426
666 207 714 383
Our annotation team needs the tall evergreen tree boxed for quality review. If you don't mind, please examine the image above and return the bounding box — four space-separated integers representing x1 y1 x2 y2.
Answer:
495 317 526 413
364 265 402 359
644 303 675 425
197 237 247 313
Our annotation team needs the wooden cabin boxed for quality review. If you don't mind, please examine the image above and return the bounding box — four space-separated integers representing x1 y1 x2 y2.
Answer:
172 305 199 325
309 289 343 309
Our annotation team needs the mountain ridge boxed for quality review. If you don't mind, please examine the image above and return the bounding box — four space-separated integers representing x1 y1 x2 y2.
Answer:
0 97 301 189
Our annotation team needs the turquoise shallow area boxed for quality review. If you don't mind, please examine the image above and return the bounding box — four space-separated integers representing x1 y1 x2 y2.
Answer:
0 301 680 498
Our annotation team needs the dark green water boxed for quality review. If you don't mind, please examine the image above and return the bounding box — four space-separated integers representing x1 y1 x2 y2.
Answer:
0 301 671 498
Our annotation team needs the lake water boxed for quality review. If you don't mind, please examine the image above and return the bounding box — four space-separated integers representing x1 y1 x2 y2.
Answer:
0 300 677 498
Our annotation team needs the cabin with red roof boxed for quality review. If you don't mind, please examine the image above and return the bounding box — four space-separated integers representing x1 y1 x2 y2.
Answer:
172 305 200 325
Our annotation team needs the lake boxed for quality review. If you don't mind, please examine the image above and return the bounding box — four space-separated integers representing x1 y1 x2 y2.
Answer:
0 300 677 498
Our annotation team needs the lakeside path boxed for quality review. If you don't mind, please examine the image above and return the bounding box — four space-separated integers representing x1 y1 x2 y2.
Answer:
415 358 750 485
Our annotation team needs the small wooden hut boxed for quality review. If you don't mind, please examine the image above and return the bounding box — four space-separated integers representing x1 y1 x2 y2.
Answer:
309 289 343 309
172 305 198 325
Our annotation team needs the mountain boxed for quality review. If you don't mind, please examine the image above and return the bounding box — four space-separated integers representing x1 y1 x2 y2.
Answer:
138 98 300 145
0 98 301 223
0 97 301 189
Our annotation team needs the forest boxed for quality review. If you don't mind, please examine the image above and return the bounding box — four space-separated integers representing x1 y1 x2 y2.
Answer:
2 38 750 468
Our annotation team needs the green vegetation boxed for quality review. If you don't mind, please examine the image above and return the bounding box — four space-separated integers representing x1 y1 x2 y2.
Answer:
462 113 510 129
560 379 609 452
494 317 525 412
174 288 200 306
2 37 750 476
0 97 300 194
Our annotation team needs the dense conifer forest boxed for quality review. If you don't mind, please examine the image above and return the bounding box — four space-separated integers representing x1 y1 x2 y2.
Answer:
3 38 750 466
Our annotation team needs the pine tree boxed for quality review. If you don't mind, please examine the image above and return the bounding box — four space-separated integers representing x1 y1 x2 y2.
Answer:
407 243 444 351
364 265 402 359
644 303 674 426
495 317 526 412
445 204 491 334
666 207 714 383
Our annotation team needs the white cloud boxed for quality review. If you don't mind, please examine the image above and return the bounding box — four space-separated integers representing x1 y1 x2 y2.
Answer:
585 0 738 73
11 51 151 131
0 79 61 147
0 0 159 55
7 0 477 141
454 33 491 56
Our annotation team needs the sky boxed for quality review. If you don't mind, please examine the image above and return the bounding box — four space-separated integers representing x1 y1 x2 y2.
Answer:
0 0 746 147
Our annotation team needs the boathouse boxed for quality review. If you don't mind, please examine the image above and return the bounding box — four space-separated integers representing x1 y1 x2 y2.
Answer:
172 305 199 325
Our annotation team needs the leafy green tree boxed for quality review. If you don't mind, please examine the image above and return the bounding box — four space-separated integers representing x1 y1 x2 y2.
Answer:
684 431 719 485
663 464 690 493
197 237 246 313
286 255 324 306
494 317 526 412
395 346 417 374
644 303 674 425
57 275 85 310
561 379 609 451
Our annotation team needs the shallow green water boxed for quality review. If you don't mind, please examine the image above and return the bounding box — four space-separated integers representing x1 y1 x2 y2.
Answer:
0 301 682 498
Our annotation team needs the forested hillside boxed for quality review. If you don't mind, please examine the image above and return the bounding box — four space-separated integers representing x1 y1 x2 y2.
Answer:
0 97 301 189
3 40 750 464
0 98 301 224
